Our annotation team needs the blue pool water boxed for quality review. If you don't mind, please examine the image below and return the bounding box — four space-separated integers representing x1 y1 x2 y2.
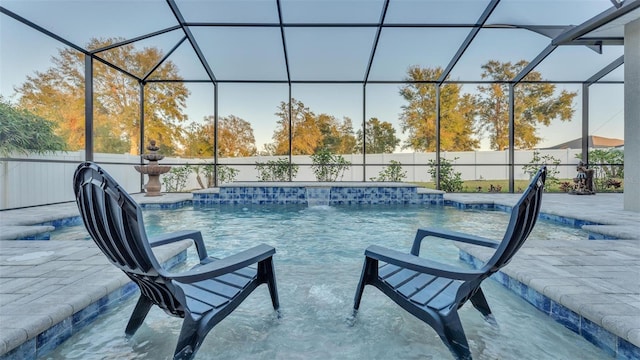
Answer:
47 204 608 359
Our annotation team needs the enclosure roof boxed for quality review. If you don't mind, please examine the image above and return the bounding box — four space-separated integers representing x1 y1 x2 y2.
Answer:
1 0 639 84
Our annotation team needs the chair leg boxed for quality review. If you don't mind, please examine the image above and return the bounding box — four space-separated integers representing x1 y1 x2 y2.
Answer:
260 257 280 315
173 316 204 360
439 311 472 360
353 257 377 315
469 288 493 319
125 295 153 337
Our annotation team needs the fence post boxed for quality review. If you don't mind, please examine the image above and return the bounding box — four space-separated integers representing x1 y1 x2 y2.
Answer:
1 160 7 209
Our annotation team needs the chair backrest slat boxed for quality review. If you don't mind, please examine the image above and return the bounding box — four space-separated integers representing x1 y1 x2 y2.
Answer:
100 188 140 269
104 187 154 272
483 167 546 274
137 277 183 313
84 179 129 267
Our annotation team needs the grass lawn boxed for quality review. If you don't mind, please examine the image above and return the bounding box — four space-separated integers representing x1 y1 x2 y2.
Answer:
414 179 624 193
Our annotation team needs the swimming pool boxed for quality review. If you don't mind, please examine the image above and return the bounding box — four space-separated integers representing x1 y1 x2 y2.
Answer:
47 204 608 359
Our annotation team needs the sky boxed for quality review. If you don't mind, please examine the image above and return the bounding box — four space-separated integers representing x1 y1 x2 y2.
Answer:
0 0 626 152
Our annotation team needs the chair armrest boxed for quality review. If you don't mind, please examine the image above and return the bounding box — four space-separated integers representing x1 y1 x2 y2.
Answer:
168 244 276 283
366 245 482 281
410 227 499 256
149 230 208 261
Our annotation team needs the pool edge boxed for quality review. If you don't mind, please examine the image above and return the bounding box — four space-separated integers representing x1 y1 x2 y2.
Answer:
0 243 189 360
459 250 640 360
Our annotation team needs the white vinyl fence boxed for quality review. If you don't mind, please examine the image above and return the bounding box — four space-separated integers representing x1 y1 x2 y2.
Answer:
0 149 581 209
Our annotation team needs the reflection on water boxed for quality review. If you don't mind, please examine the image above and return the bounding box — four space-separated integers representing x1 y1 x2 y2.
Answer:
47 205 606 359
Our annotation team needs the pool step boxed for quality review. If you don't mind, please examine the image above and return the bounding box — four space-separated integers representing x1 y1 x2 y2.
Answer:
0 240 190 360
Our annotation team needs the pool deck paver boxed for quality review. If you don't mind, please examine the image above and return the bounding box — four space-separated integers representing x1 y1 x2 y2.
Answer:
446 193 640 356
0 192 638 358
0 194 192 358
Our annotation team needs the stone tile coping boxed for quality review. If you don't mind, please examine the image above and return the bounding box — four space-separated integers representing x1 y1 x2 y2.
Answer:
0 239 191 359
0 194 192 240
193 182 445 194
458 240 640 359
445 193 639 240
196 181 443 190
0 226 54 241
192 182 444 194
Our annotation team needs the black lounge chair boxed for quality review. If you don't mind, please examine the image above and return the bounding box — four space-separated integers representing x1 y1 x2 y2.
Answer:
352 166 546 360
73 162 280 360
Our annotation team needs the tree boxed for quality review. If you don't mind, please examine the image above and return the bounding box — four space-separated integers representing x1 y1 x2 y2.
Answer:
399 66 479 152
259 143 277 156
271 99 356 155
337 117 358 154
0 96 67 156
182 115 257 158
476 60 576 150
217 115 256 157
181 121 214 158
16 38 189 155
356 117 400 154
317 114 357 154
272 99 320 155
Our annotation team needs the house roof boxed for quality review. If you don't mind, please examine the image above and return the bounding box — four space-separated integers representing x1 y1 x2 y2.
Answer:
544 135 624 149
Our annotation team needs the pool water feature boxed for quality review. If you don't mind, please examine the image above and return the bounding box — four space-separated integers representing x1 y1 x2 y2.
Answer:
305 187 331 207
47 205 608 359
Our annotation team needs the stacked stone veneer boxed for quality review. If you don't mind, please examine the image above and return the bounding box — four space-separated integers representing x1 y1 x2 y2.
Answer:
192 184 444 206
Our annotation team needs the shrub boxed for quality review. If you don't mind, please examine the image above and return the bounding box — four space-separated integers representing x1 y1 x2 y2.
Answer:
311 148 351 182
559 181 573 193
577 149 624 191
488 184 502 193
162 164 192 192
0 96 67 156
605 178 622 190
371 160 407 182
427 157 463 192
217 165 239 184
194 164 214 188
194 164 238 187
255 158 298 181
522 151 560 186
193 164 240 189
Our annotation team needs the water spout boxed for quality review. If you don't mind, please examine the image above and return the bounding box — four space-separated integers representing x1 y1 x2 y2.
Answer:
305 187 331 207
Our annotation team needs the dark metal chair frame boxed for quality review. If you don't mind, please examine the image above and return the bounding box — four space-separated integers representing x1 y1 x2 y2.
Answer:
73 162 280 360
352 166 546 360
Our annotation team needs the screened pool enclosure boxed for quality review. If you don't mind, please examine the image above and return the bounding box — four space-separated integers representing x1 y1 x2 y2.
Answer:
1 0 638 210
